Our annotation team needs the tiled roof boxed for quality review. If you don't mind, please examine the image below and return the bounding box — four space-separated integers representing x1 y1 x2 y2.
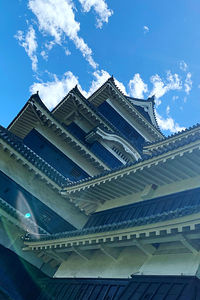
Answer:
0 125 68 187
65 124 200 188
30 187 200 241
24 128 89 182
89 76 162 137
61 86 122 134
0 196 48 234
145 123 200 146
0 169 76 234
125 95 156 125
70 87 145 151
84 187 200 228
65 123 123 168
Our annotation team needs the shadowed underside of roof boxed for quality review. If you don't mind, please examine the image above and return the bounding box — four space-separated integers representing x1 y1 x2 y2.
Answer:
84 186 200 229
0 169 76 234
65 122 200 188
30 186 200 241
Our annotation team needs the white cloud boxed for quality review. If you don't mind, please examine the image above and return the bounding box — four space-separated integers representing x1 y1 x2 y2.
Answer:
150 71 182 105
83 69 110 98
150 74 166 100
166 71 182 90
172 95 179 101
40 50 48 60
179 60 188 72
184 72 192 94
115 78 127 95
166 105 170 115
30 69 127 109
155 110 185 133
128 73 148 99
65 48 71 56
45 41 55 51
78 0 113 28
83 69 127 98
28 0 97 68
143 25 149 33
15 26 38 71
30 71 78 109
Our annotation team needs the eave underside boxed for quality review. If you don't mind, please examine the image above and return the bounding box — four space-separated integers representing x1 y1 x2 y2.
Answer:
23 212 200 276
64 144 200 213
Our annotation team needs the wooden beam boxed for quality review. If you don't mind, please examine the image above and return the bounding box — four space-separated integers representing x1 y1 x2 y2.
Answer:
124 175 146 191
36 251 45 258
173 158 197 177
114 179 141 194
135 241 156 256
100 245 121 262
138 168 165 186
165 162 188 180
85 186 114 200
182 155 200 175
78 188 108 202
42 255 52 264
46 250 69 262
89 187 117 201
146 167 172 185
72 246 91 261
155 164 180 181
179 234 199 255
131 172 156 188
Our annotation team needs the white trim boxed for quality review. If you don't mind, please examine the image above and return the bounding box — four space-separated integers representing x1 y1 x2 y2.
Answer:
95 127 141 161
100 140 127 165
24 212 200 250
127 97 158 128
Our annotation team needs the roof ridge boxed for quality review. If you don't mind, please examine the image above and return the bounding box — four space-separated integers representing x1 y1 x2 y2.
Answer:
0 125 69 187
145 123 200 146
28 186 200 242
64 127 200 187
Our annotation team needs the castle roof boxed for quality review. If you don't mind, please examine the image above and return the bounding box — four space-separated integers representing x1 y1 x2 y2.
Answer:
0 125 68 188
60 123 200 213
25 186 200 242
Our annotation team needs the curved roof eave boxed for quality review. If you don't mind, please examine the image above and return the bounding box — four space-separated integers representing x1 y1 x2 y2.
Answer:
88 77 164 140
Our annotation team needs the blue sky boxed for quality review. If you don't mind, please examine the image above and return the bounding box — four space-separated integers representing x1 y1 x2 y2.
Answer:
1 0 200 135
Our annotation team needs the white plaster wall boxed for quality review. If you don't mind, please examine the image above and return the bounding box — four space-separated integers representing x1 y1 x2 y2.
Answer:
139 253 200 276
54 248 200 278
54 247 146 278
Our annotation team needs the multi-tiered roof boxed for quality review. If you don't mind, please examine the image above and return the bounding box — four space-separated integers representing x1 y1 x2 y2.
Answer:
1 76 200 298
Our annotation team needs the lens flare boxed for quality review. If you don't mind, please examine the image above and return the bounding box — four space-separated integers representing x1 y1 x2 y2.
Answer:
24 212 31 219
1 190 42 287
16 191 39 237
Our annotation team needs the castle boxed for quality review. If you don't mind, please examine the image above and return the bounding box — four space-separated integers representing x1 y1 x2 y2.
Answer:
1 77 200 299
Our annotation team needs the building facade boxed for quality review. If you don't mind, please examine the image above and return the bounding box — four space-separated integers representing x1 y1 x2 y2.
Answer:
1 77 200 299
